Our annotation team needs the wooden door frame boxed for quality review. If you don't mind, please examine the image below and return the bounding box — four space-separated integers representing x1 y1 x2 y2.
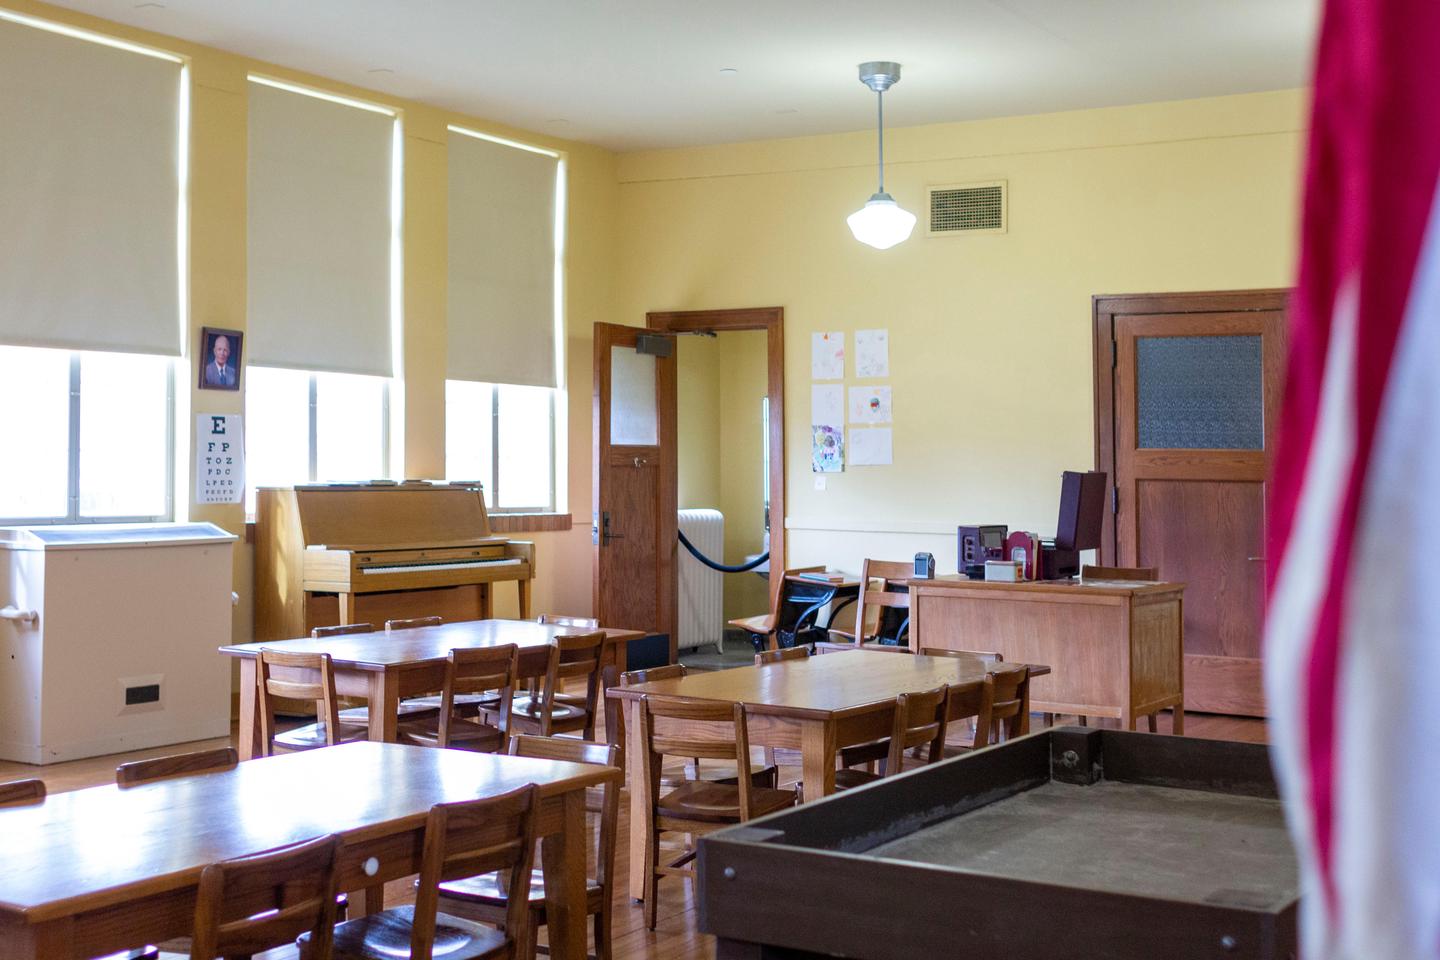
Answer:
647 307 786 615
1091 289 1289 563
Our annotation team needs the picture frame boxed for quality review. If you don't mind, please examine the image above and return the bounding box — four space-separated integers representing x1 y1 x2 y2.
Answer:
197 326 243 391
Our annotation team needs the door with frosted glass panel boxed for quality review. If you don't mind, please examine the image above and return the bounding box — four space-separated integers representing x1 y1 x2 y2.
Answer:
1099 291 1287 717
593 322 677 661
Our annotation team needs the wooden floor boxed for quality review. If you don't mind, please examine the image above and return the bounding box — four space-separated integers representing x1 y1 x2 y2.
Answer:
0 710 1265 960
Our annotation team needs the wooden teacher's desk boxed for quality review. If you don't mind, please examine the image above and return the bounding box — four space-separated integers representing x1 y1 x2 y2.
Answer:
0 743 614 960
908 576 1185 733
220 618 645 760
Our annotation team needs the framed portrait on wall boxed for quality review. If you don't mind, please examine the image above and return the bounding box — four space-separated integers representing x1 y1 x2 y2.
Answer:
197 327 243 391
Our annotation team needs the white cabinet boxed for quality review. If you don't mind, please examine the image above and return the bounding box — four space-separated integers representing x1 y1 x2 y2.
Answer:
0 523 236 763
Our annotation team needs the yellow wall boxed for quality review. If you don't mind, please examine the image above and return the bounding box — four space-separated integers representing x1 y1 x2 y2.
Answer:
8 0 620 636
677 332 770 621
615 89 1307 575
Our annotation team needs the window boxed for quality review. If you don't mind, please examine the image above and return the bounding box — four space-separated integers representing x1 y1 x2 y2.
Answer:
0 345 173 523
446 381 556 512
244 366 390 514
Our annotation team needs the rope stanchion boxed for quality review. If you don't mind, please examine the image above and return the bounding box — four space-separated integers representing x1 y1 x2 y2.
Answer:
677 530 769 573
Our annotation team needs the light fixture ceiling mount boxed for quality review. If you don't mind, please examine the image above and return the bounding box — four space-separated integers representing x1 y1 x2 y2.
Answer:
847 61 916 250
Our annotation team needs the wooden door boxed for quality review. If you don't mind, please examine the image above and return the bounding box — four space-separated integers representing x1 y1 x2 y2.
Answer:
593 322 678 660
1095 291 1287 716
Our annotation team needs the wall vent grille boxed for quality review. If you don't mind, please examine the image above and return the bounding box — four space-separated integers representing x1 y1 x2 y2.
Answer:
927 181 1007 236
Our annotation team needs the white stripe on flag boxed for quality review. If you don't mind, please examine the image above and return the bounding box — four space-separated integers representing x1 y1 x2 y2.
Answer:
1333 180 1440 960
1265 277 1360 960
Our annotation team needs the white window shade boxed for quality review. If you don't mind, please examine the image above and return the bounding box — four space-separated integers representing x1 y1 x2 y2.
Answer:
247 81 393 377
447 131 558 388
0 19 181 356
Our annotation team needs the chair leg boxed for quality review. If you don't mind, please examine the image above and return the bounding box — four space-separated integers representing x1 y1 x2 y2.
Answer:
595 901 613 960
1042 712 1055 727
1147 712 1159 733
527 911 541 960
643 824 661 931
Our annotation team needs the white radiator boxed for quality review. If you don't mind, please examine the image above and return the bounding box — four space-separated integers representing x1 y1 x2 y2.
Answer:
677 509 725 653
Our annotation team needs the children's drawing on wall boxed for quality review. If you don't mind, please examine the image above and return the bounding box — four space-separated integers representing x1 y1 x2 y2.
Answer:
811 331 844 380
855 328 889 378
848 385 892 424
812 425 845 472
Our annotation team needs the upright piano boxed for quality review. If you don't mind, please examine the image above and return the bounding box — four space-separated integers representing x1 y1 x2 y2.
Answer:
254 483 535 641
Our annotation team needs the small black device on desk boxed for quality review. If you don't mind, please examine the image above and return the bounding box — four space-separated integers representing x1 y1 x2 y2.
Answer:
957 525 1007 579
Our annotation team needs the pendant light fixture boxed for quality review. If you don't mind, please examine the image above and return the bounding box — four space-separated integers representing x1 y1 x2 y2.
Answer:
847 61 916 250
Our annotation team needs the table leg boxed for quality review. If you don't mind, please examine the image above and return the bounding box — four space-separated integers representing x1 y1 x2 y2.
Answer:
366 671 400 743
351 884 385 915
518 578 533 620
624 698 651 900
0 918 71 960
237 658 260 761
799 720 836 802
1172 702 1185 736
542 790 589 960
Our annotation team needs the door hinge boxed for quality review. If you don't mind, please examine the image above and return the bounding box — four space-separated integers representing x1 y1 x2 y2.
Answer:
1112 488 1119 514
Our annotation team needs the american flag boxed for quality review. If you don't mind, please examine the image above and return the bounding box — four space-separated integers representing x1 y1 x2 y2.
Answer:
1264 0 1440 957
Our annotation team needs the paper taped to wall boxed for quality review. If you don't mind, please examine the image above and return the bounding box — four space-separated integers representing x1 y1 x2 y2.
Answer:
849 427 892 466
849 385 892 424
855 329 889 378
811 331 844 380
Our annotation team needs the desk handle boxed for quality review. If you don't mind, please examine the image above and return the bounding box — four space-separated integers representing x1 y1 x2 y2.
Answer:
0 606 38 624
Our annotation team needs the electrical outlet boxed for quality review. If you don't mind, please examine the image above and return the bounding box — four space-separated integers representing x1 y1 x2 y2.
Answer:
814 476 827 491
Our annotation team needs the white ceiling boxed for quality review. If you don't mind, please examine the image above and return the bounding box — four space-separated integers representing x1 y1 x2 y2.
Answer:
49 0 1321 152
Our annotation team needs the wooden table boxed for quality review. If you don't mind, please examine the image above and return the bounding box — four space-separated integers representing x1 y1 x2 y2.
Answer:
700 728 1295 959
0 742 616 960
609 650 1031 900
908 575 1185 732
220 619 645 761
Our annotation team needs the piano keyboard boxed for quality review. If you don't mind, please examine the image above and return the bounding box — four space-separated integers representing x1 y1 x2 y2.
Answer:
360 557 523 575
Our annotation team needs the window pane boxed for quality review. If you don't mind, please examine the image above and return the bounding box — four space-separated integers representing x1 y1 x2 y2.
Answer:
0 346 70 518
316 372 387 483
496 384 553 509
244 366 311 514
445 380 494 506
79 352 170 518
609 346 657 445
1136 335 1264 449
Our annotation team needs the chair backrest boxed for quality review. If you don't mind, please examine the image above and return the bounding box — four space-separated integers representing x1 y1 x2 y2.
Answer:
1080 564 1159 582
754 646 809 666
947 679 995 751
386 616 443 631
310 622 374 638
190 833 340 960
620 663 687 685
855 558 913 645
538 631 605 731
538 614 600 629
0 778 45 807
438 644 519 747
771 565 825 622
989 666 1032 741
882 685 950 772
918 646 1004 663
639 694 765 819
509 735 620 888
257 649 340 756
116 747 238 787
411 784 539 960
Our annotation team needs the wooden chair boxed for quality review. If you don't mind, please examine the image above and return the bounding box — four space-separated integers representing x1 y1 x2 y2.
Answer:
726 565 823 649
311 784 539 960
0 778 45 807
191 834 340 960
989 666 1032 742
399 645 518 752
753 646 809 665
830 559 913 648
835 685 950 789
258 649 367 756
116 748 237 787
436 737 620 960
1079 564 1159 582
312 622 375 638
638 694 798 930
918 646 1003 662
619 666 777 789
495 633 604 740
387 616 444 631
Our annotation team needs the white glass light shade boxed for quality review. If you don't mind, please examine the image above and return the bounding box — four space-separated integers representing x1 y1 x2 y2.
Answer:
846 193 917 250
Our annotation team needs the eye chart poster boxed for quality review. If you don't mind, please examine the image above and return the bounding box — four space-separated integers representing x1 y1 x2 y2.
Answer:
195 414 245 504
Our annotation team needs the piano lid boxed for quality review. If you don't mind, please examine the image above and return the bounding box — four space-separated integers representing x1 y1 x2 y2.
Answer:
289 482 493 547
